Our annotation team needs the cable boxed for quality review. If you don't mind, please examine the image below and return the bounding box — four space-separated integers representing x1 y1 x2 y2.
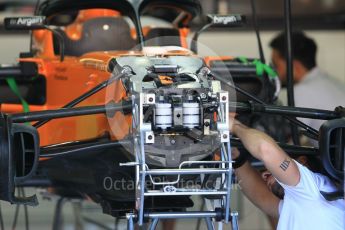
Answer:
250 0 266 64
45 27 65 62
283 0 300 145
30 0 41 54
34 0 41 15
40 140 128 158
191 23 212 54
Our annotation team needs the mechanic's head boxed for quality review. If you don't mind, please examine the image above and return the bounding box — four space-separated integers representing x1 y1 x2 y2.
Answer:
262 169 285 199
270 31 317 86
261 155 324 199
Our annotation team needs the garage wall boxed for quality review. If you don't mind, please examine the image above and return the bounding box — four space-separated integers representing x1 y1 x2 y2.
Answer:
0 35 31 64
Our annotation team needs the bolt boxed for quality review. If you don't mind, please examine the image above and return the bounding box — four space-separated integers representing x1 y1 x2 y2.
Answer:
171 139 176 145
204 121 210 127
199 67 211 76
222 96 227 101
200 93 207 99
148 135 153 140
223 134 228 139
177 114 181 118
148 97 154 102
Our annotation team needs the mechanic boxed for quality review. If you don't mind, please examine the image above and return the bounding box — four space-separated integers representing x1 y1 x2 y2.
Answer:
270 31 345 132
230 118 345 230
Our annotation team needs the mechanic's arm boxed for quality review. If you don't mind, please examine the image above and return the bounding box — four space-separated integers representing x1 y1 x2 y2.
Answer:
232 120 300 187
233 148 280 218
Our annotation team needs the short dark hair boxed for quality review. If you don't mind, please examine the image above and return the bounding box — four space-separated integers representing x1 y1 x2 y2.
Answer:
270 31 317 70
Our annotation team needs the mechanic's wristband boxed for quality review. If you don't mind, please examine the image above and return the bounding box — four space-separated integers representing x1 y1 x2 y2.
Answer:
232 150 248 169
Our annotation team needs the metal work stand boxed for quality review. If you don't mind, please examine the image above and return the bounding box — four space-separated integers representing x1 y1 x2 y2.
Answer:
123 93 239 230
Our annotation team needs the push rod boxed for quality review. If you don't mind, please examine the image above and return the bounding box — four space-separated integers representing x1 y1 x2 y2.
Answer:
11 101 130 123
230 102 341 120
37 137 317 160
231 137 318 156
10 101 341 125
0 66 22 80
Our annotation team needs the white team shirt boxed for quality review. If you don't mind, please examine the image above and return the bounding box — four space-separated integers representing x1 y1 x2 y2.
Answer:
277 161 345 230
279 67 345 131
294 67 345 130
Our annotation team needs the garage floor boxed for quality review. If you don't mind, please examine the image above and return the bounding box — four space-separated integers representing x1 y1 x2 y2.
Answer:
1 188 271 230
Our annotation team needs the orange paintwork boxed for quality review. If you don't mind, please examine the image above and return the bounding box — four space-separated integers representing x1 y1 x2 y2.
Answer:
0 9 201 148
1 47 194 147
158 75 174 85
204 56 235 67
179 28 190 49
32 29 55 59
2 54 119 146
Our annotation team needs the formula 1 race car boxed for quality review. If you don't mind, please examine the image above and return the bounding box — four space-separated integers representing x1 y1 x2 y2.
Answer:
0 0 344 229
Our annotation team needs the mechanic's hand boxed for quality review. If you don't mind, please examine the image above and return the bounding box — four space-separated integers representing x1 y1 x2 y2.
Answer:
228 113 236 132
229 115 244 134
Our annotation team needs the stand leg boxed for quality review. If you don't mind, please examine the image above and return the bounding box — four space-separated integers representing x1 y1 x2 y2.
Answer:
127 214 134 230
231 212 239 230
52 197 66 230
205 217 215 230
148 218 159 230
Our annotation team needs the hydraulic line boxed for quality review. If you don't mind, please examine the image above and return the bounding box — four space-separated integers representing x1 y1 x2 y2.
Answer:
250 0 265 64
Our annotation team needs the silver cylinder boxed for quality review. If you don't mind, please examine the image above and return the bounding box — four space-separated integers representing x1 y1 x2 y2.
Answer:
183 103 200 129
155 103 172 130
